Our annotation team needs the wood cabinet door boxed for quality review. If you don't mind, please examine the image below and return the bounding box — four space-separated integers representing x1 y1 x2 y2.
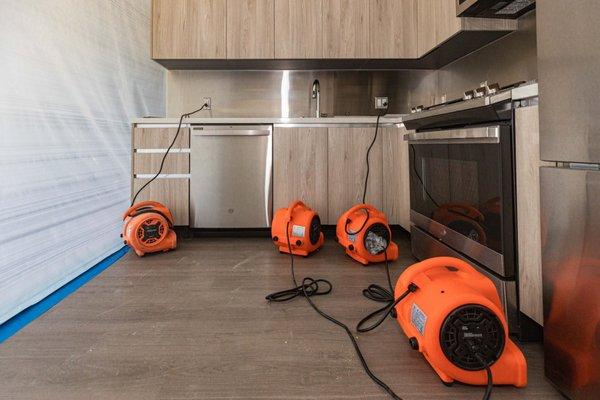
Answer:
382 127 410 230
133 127 190 149
515 105 544 326
327 127 383 224
323 0 369 58
273 127 328 218
132 179 190 226
227 0 275 59
435 0 462 44
274 0 323 59
417 0 437 57
417 0 461 57
370 0 418 59
152 0 227 59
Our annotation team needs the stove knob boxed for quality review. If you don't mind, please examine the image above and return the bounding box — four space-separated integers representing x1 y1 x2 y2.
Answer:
487 83 500 95
474 87 486 98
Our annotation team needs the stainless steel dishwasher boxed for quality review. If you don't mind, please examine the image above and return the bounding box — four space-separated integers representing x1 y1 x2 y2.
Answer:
190 125 272 228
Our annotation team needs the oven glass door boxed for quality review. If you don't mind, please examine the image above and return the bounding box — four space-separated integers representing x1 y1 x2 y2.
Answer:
408 124 515 277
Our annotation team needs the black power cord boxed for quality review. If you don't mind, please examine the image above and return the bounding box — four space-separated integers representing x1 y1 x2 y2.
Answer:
356 109 412 331
266 222 403 400
357 253 418 333
466 340 494 400
362 112 385 204
409 143 440 209
131 103 209 206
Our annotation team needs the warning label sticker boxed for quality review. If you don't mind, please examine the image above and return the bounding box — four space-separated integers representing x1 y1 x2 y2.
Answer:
292 225 305 238
411 303 427 336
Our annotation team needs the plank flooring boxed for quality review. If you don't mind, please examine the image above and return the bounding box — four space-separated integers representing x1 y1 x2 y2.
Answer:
0 234 562 400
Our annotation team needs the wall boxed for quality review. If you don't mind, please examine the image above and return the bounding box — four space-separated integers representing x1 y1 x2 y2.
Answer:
166 70 437 117
434 11 538 103
0 0 165 324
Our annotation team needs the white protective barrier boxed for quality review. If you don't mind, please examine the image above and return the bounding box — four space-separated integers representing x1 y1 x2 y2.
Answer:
0 0 165 323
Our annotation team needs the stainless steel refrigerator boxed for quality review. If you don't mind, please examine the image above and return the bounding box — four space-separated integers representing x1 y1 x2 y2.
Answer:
537 2 600 399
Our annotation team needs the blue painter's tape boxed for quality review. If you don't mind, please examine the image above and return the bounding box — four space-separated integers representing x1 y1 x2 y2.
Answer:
0 246 129 344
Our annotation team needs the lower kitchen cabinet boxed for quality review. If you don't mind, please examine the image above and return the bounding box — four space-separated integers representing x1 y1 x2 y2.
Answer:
132 179 190 226
133 153 190 175
132 126 191 226
327 127 383 224
382 126 410 231
515 105 544 326
133 127 190 149
273 126 328 217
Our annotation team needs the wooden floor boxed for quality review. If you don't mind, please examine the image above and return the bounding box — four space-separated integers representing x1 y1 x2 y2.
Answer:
0 234 563 400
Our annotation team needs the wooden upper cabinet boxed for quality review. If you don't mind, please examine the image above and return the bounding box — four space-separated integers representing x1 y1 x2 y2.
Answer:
274 0 323 59
227 0 275 59
152 0 227 59
323 0 369 59
435 0 461 44
417 0 436 57
370 0 418 59
417 0 461 57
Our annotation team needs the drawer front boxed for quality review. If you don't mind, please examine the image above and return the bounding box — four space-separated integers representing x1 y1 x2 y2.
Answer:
133 127 190 149
132 178 189 226
133 153 190 175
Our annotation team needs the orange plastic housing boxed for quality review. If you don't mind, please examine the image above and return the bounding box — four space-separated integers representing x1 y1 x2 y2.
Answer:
335 204 398 265
271 201 325 256
122 201 177 257
394 257 527 388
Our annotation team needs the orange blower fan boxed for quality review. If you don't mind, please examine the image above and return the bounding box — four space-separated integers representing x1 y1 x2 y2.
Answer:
394 257 527 388
122 201 177 257
336 204 398 265
271 201 324 256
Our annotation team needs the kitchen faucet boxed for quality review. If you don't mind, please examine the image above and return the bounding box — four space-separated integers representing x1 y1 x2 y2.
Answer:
311 79 320 118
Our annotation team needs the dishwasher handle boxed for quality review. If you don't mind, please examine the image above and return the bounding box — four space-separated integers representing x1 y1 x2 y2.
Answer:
191 126 272 137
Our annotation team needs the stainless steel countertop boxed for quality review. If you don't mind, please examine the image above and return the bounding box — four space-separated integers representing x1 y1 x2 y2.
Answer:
132 115 405 127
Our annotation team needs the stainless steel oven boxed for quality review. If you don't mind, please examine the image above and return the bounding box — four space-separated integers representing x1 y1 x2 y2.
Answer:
406 124 515 277
402 82 539 333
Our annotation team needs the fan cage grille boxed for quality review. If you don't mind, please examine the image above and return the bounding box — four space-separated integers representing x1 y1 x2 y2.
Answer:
439 304 505 371
309 215 322 245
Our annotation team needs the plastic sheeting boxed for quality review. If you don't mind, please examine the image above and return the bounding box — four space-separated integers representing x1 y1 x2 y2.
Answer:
0 0 165 323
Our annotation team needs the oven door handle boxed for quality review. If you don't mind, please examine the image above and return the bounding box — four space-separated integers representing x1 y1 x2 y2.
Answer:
403 125 500 144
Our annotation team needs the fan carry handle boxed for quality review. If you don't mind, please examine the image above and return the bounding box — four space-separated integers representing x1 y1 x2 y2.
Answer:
408 256 478 280
284 200 308 222
346 203 378 216
122 201 164 220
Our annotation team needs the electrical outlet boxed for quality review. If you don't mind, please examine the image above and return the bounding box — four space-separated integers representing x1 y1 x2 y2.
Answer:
203 97 211 110
375 97 388 110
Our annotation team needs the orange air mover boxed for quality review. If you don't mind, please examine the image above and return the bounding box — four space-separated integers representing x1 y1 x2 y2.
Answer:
394 256 527 388
122 201 177 257
271 201 324 256
336 204 398 265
